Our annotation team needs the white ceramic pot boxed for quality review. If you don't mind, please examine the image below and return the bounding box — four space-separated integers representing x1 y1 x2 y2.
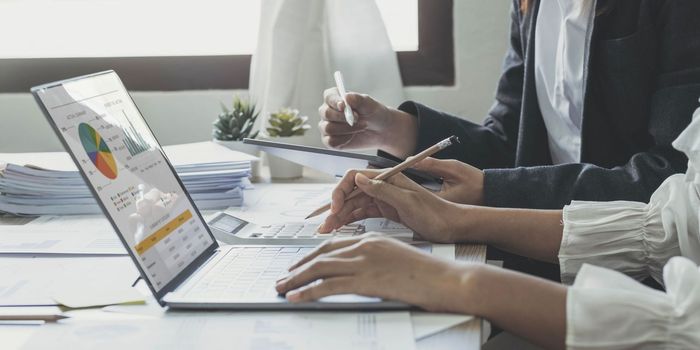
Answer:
212 139 262 179
265 135 305 179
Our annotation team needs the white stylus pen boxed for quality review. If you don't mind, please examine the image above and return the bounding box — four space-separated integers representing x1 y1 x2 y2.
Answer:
333 71 355 126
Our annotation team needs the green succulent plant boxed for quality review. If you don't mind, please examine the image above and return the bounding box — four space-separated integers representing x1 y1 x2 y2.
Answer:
212 96 260 141
266 108 310 137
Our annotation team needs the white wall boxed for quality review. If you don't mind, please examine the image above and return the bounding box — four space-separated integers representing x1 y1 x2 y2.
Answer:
0 1 510 153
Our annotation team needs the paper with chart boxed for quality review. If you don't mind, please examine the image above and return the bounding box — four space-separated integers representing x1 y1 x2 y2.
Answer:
20 311 415 350
33 72 216 292
225 183 414 238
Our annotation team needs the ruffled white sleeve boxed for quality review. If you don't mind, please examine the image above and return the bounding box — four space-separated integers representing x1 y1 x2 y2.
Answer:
559 198 676 284
558 174 698 285
566 257 700 349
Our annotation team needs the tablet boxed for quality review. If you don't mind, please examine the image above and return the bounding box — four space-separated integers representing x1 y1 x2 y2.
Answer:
243 138 442 188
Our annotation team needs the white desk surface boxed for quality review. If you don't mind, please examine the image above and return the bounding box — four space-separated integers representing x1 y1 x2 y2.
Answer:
0 167 486 349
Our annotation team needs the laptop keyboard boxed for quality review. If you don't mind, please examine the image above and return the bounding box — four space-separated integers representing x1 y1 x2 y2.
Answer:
185 246 314 299
250 223 365 238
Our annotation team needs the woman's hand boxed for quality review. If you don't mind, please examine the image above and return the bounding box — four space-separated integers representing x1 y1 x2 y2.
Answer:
319 88 418 158
412 157 484 205
318 169 464 243
275 234 476 313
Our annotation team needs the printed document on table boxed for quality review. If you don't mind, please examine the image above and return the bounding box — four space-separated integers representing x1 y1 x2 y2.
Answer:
224 183 414 238
20 311 416 350
0 256 139 306
0 228 125 255
28 215 113 233
0 215 123 255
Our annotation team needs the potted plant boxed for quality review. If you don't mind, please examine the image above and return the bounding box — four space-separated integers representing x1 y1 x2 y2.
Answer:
212 96 261 177
264 108 310 179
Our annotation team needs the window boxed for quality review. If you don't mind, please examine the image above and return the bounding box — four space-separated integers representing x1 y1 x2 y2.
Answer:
0 0 453 92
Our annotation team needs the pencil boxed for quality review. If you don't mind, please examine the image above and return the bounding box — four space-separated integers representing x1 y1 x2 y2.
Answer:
305 135 460 219
0 314 69 322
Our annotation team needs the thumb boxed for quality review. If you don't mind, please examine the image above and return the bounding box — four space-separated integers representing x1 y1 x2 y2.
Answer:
345 93 379 115
355 173 407 208
412 157 462 179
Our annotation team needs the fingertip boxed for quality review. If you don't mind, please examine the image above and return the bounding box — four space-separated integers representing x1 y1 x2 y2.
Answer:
286 290 301 302
355 173 370 185
318 221 331 233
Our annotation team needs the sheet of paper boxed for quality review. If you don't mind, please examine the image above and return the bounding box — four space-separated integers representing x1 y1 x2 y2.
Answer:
52 285 144 309
0 257 139 306
27 215 114 233
411 312 474 340
224 183 414 239
431 244 456 260
226 183 336 224
0 229 125 255
162 141 258 166
0 306 63 318
20 311 416 350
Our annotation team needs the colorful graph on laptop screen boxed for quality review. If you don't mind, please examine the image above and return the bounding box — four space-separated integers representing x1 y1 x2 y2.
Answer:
34 72 214 292
78 122 118 179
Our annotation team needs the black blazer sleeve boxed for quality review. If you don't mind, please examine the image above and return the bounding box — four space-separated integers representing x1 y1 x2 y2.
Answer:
398 1 524 170
483 0 700 209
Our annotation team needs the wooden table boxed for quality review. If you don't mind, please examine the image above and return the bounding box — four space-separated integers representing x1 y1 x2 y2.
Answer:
0 166 486 349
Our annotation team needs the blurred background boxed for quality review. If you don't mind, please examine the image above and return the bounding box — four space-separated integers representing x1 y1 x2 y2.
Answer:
0 0 509 152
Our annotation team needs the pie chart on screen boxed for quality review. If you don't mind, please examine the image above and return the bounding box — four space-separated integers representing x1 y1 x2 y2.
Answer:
78 123 118 180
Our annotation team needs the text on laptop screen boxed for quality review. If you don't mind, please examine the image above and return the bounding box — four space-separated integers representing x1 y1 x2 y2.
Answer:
34 72 214 291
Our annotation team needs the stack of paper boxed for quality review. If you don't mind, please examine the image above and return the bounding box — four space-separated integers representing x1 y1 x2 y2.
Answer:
0 142 257 216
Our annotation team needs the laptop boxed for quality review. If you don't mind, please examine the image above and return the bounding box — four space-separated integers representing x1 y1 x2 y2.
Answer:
31 71 408 310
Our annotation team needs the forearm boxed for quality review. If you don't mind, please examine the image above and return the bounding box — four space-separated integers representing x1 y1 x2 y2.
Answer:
453 205 564 263
483 154 687 209
455 264 567 350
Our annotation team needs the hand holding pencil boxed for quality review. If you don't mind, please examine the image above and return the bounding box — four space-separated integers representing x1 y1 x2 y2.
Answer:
314 136 482 241
306 135 460 220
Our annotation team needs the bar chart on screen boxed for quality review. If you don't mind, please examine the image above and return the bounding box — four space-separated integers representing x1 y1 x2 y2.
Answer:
120 110 150 157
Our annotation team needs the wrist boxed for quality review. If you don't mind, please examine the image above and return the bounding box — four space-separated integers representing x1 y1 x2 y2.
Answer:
444 203 483 243
441 263 487 315
383 108 417 158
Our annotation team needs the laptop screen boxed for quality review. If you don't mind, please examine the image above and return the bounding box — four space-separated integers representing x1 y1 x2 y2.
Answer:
32 71 216 293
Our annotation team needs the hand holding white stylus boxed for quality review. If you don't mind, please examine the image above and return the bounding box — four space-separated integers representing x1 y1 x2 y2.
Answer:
333 71 355 127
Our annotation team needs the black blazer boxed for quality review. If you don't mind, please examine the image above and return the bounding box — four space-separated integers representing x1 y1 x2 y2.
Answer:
400 0 700 209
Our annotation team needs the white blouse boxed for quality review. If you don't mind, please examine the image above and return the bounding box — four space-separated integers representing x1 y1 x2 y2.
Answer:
534 0 595 164
559 105 700 349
